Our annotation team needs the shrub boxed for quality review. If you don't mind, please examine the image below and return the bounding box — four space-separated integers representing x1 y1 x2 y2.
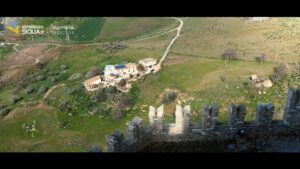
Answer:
86 67 103 78
1 108 10 117
60 121 68 128
37 62 46 69
89 145 101 152
52 77 58 83
91 105 109 115
118 79 126 87
59 101 68 111
35 75 45 82
221 48 239 61
9 95 21 104
18 82 27 89
23 87 34 95
0 104 4 110
120 95 135 108
106 85 117 94
255 53 266 63
111 105 125 120
220 75 227 82
137 64 145 72
70 86 85 95
162 91 176 104
60 65 67 70
93 88 107 102
38 87 48 94
24 102 39 107
11 89 18 95
271 63 287 83
48 71 55 76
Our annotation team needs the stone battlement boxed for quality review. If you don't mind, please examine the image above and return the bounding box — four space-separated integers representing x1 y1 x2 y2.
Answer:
105 88 300 152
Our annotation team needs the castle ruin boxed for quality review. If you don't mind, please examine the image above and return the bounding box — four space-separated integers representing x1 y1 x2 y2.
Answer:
105 88 300 152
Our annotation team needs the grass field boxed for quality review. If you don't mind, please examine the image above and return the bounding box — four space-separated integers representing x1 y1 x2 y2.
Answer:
131 57 280 120
99 17 174 41
167 17 300 63
0 44 14 64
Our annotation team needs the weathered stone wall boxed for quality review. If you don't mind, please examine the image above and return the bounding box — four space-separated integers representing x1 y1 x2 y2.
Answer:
105 88 300 152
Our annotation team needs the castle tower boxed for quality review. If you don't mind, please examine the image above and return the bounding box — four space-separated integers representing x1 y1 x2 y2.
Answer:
283 88 300 126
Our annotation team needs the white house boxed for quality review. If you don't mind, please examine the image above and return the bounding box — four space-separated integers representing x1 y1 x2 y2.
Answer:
139 58 157 68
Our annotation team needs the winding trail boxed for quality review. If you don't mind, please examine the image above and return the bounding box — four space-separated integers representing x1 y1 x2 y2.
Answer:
156 17 183 70
0 43 40 70
43 83 66 100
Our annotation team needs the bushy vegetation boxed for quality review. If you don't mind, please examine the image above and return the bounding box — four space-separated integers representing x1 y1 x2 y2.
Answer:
86 67 103 78
255 53 266 63
221 48 239 61
271 63 287 84
101 42 127 53
38 87 48 94
0 108 10 117
137 64 145 72
162 91 176 104
118 79 126 87
9 95 22 104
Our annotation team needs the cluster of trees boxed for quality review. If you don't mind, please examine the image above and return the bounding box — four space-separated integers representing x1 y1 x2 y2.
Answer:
91 104 109 116
221 48 239 61
162 91 177 104
9 95 21 104
93 86 135 120
101 42 126 53
69 85 86 95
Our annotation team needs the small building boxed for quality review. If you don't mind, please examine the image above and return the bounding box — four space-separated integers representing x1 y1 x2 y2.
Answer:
0 42 6 46
105 73 118 81
84 75 101 90
104 65 116 81
126 63 138 75
104 65 115 75
139 58 157 68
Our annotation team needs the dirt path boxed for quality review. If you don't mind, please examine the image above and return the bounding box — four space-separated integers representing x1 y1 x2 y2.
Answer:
43 83 66 100
3 83 66 120
156 17 183 70
0 43 40 70
163 54 194 66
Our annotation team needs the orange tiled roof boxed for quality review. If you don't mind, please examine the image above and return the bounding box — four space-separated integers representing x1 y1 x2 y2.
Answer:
126 63 136 69
85 76 101 88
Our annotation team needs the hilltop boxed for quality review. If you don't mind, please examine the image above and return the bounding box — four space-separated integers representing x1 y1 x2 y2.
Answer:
0 17 299 152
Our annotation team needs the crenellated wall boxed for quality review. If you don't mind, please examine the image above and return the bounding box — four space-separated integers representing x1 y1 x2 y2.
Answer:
105 88 300 152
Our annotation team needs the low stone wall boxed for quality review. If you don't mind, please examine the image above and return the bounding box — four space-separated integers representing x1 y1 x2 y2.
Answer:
105 88 300 152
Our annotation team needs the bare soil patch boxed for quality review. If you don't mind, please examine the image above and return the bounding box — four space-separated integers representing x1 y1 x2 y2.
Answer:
1 45 48 67
164 54 194 66
3 103 53 120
